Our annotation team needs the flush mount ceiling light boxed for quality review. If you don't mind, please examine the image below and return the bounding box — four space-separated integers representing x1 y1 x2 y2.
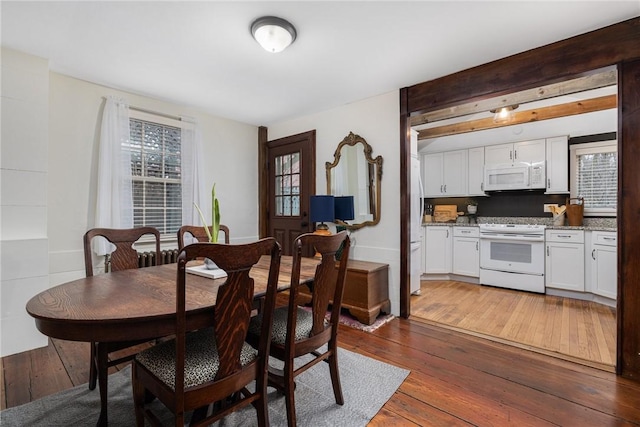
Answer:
251 16 297 53
490 105 519 123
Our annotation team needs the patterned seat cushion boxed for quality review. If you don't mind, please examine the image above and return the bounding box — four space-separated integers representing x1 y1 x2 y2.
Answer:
249 306 324 346
135 328 257 390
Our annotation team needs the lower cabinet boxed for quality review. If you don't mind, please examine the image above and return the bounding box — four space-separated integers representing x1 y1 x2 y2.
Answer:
545 229 584 291
589 231 617 300
424 226 452 274
452 227 479 277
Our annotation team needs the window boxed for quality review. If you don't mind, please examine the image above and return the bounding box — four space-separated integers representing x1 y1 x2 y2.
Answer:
274 152 301 217
124 112 182 235
570 140 617 216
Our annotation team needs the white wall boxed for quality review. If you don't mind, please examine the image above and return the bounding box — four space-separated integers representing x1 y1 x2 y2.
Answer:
1 48 260 356
268 91 402 315
48 72 260 289
1 48 50 356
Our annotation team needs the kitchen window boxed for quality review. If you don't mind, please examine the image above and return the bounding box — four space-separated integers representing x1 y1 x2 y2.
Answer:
124 111 182 235
570 140 617 216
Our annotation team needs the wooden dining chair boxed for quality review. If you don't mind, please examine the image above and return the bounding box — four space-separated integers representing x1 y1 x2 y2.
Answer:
83 227 163 422
248 231 351 427
132 237 282 427
177 224 230 249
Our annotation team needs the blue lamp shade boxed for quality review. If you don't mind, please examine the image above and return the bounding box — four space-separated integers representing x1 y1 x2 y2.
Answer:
310 195 335 223
334 196 355 221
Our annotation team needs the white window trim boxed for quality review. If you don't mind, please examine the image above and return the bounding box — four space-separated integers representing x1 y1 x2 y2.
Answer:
128 110 187 241
570 139 617 217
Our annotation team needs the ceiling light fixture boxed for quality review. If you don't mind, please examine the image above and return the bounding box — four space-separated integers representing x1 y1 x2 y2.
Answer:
251 16 297 53
490 105 519 123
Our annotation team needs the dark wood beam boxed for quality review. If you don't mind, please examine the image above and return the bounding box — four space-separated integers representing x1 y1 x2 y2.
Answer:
417 95 616 139
407 18 639 115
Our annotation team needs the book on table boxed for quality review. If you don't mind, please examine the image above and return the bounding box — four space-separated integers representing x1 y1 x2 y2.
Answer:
186 264 228 279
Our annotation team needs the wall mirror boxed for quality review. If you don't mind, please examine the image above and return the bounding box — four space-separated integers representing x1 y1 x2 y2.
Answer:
326 132 383 230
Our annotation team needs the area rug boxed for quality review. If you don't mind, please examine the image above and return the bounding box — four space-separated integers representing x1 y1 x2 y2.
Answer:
1 347 409 426
302 307 395 333
338 312 395 332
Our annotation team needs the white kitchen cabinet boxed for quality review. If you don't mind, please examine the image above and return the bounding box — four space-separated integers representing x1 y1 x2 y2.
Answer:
545 136 569 194
453 227 479 277
467 147 486 196
422 151 467 197
589 231 617 300
424 226 452 274
484 139 546 165
545 229 584 291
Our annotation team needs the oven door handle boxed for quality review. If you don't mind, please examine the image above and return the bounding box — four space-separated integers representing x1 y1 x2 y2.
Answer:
480 234 545 242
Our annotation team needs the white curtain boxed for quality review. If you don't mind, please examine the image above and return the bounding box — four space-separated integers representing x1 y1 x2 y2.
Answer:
180 116 205 227
93 96 133 255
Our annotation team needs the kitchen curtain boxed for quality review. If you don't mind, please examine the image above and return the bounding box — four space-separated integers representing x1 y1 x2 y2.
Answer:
93 96 133 255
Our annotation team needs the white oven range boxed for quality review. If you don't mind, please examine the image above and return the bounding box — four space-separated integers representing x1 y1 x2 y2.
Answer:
479 223 546 293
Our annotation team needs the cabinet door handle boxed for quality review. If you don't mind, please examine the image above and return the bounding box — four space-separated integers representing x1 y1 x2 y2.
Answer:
446 229 449 238
557 235 572 238
546 246 549 256
514 150 517 160
510 151 513 160
444 184 447 193
592 249 596 260
440 184 443 193
547 178 551 189
476 242 479 251
603 237 616 241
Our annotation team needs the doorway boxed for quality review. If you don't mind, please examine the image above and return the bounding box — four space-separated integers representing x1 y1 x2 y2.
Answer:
263 130 316 255
408 75 619 369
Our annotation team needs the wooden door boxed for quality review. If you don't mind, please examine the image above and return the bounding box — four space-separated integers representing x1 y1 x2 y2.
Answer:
266 131 315 255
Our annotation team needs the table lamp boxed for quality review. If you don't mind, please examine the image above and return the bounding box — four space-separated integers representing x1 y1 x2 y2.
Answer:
334 196 355 225
310 195 335 236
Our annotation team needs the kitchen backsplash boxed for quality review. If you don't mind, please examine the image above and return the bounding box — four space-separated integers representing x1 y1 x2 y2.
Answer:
424 191 616 227
425 191 567 218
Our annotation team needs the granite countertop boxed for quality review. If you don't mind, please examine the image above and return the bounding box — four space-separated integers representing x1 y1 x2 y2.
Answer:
422 216 617 231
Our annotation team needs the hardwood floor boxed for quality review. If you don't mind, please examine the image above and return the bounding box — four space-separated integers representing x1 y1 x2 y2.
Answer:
2 319 639 425
411 280 617 371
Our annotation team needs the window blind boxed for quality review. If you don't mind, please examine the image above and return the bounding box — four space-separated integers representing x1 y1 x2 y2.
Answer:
576 147 617 211
125 118 182 234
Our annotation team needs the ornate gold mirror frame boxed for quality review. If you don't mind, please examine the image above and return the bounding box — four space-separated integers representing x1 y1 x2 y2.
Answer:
326 132 383 230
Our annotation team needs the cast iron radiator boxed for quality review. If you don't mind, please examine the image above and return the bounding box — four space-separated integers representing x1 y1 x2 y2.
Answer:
104 249 179 272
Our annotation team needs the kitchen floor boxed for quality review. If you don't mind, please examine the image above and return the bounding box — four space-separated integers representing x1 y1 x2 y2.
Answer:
411 280 616 371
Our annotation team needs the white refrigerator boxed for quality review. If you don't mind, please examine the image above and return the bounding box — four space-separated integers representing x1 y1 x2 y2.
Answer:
410 131 423 295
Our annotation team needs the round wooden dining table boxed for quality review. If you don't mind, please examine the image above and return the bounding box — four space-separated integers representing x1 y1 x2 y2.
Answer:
26 255 316 426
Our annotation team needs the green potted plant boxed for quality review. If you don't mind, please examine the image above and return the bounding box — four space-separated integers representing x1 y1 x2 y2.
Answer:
194 183 221 270
194 183 220 243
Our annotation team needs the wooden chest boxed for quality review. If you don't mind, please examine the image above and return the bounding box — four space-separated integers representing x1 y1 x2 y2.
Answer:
298 259 390 325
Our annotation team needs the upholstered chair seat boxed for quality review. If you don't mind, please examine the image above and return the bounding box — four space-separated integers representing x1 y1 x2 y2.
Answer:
135 328 258 390
250 306 327 346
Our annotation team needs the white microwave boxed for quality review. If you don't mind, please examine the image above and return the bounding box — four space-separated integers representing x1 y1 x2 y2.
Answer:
484 161 546 191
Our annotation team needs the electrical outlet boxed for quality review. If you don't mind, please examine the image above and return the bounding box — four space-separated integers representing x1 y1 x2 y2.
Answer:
544 204 558 213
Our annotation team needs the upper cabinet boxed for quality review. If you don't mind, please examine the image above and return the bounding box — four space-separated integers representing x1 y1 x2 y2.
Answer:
421 136 568 198
467 147 486 196
423 150 467 197
484 139 546 165
545 136 569 194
